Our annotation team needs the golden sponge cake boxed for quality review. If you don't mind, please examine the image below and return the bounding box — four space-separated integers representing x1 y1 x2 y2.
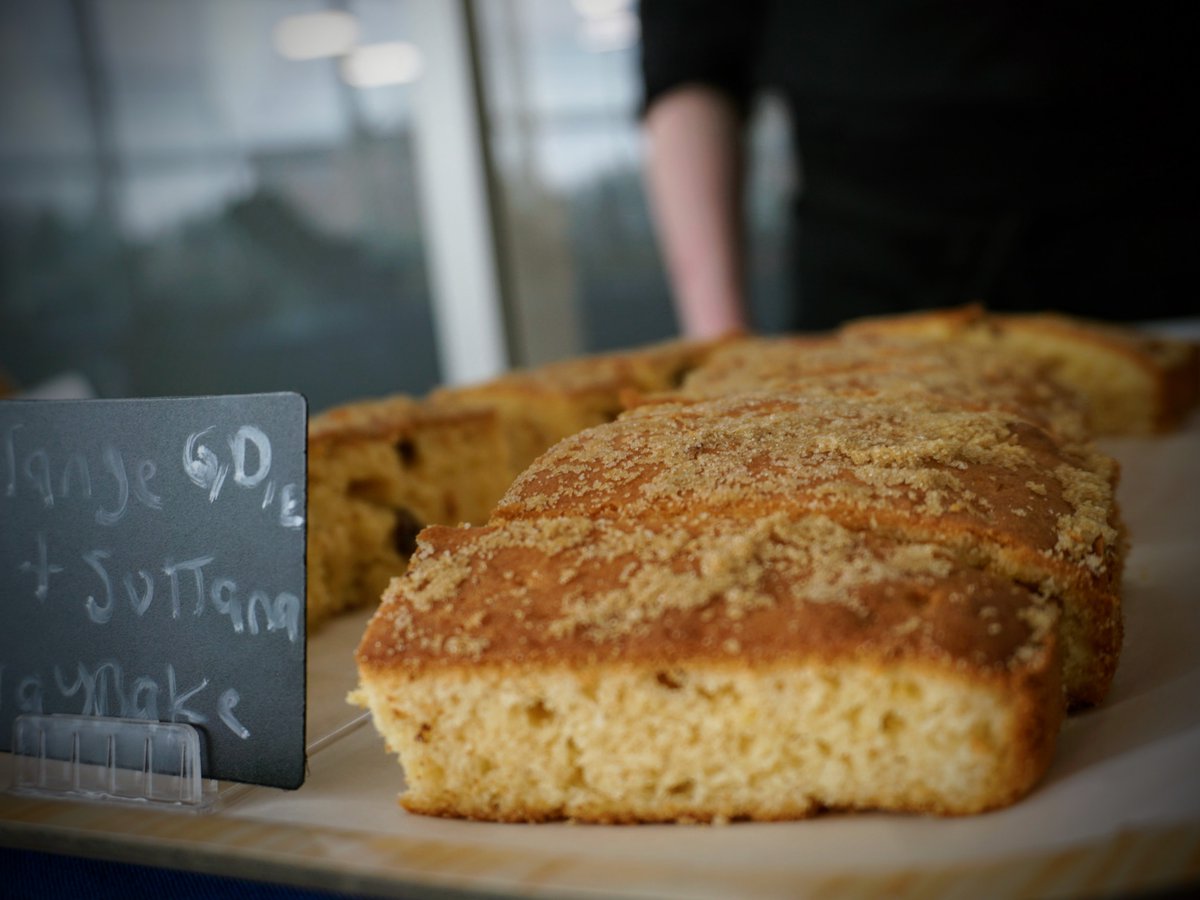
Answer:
671 333 1091 443
354 513 1062 822
842 305 1200 434
307 397 511 626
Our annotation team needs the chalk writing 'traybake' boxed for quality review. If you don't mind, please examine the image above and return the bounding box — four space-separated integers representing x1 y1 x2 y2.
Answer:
0 660 251 740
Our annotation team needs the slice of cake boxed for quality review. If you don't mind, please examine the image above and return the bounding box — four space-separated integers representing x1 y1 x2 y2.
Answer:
428 338 719 480
670 333 1090 442
841 305 1200 434
353 513 1063 822
307 397 512 626
990 312 1199 434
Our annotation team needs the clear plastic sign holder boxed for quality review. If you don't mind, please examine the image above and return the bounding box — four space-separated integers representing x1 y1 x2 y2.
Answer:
7 713 245 812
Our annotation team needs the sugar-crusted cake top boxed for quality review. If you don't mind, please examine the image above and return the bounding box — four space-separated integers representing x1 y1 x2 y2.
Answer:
841 305 1200 429
494 391 1120 581
430 338 711 404
1001 312 1198 370
357 512 1058 675
675 335 1089 441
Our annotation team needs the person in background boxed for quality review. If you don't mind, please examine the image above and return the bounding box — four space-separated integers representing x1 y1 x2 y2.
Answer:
639 1 1196 338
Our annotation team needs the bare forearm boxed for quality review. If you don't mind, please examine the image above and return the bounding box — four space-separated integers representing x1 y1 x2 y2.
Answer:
644 86 748 338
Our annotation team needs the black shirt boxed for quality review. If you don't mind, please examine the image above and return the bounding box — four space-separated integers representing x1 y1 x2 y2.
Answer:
640 0 1197 326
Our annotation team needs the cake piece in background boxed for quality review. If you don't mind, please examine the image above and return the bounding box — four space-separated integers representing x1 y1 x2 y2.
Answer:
669 332 1091 443
991 312 1199 434
307 397 511 627
841 305 1200 434
428 337 720 481
307 338 720 627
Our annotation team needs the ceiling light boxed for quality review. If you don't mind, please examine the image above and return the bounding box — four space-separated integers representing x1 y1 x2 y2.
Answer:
340 42 424 88
274 11 360 61
571 0 632 21
578 9 638 53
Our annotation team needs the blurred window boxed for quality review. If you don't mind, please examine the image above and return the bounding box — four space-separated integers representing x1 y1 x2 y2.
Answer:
0 0 797 408
0 0 438 412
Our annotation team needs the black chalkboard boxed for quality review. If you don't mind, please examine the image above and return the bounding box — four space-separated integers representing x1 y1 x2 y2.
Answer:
0 393 307 789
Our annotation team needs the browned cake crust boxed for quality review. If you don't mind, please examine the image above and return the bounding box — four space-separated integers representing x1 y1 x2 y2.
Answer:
429 338 720 478
493 392 1121 707
842 305 1200 434
671 333 1091 442
996 312 1200 432
357 514 1062 821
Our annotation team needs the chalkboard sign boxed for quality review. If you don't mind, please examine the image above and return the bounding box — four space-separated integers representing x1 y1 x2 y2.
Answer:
0 393 307 789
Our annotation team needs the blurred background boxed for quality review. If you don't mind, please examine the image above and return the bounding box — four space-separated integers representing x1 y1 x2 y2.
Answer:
0 0 795 412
